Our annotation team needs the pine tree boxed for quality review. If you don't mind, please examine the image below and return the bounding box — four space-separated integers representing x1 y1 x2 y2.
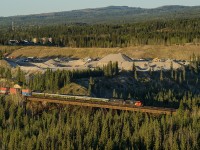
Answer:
149 68 152 76
132 62 136 72
0 51 3 60
108 61 113 77
160 69 163 81
16 67 26 86
112 89 117 98
113 61 119 75
179 72 182 84
16 67 21 83
88 77 94 96
134 70 138 80
65 72 71 85
182 67 186 81
174 70 177 81
171 62 174 78
196 78 198 85
6 68 12 79
178 100 184 115
128 93 131 99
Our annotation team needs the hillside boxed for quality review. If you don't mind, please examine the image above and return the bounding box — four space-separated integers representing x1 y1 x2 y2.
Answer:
60 83 88 96
5 44 200 60
0 5 200 26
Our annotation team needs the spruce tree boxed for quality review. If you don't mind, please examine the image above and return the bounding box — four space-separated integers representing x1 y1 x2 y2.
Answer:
134 70 138 80
88 77 94 96
115 61 119 75
183 67 186 81
0 51 3 60
160 69 163 81
112 89 117 98
170 62 174 78
174 70 177 81
179 72 182 84
132 62 136 72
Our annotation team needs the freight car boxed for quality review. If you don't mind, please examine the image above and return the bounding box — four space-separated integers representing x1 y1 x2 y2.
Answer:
32 92 110 102
0 87 143 107
110 98 143 107
32 92 143 107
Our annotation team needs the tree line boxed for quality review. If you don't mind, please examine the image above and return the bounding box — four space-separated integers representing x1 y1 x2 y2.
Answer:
0 95 199 150
0 55 199 108
1 18 200 47
4 61 117 93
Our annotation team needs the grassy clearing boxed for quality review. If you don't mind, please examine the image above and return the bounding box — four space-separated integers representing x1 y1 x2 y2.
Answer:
2 44 200 60
60 83 88 96
0 46 22 53
0 60 12 68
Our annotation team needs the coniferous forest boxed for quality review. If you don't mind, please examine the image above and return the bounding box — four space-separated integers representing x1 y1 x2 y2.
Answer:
0 44 199 150
1 18 200 47
0 7 200 149
0 95 199 150
5 55 197 108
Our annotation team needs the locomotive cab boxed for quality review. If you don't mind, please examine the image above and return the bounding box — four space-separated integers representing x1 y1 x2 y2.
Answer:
134 101 143 107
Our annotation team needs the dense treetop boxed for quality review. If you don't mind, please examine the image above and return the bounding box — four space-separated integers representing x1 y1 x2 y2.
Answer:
1 18 200 47
1 5 200 26
0 95 199 150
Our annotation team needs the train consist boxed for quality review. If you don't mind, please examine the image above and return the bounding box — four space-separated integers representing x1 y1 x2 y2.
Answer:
0 87 143 107
32 92 143 107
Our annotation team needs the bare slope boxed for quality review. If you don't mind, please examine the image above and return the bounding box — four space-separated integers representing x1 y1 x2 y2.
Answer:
6 44 200 60
60 83 88 96
0 60 12 68
99 53 132 63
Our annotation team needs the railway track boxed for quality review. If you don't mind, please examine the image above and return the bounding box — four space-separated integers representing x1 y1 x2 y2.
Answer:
27 96 176 115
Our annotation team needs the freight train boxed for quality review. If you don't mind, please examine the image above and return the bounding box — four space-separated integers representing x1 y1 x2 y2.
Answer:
0 87 143 107
32 92 143 107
